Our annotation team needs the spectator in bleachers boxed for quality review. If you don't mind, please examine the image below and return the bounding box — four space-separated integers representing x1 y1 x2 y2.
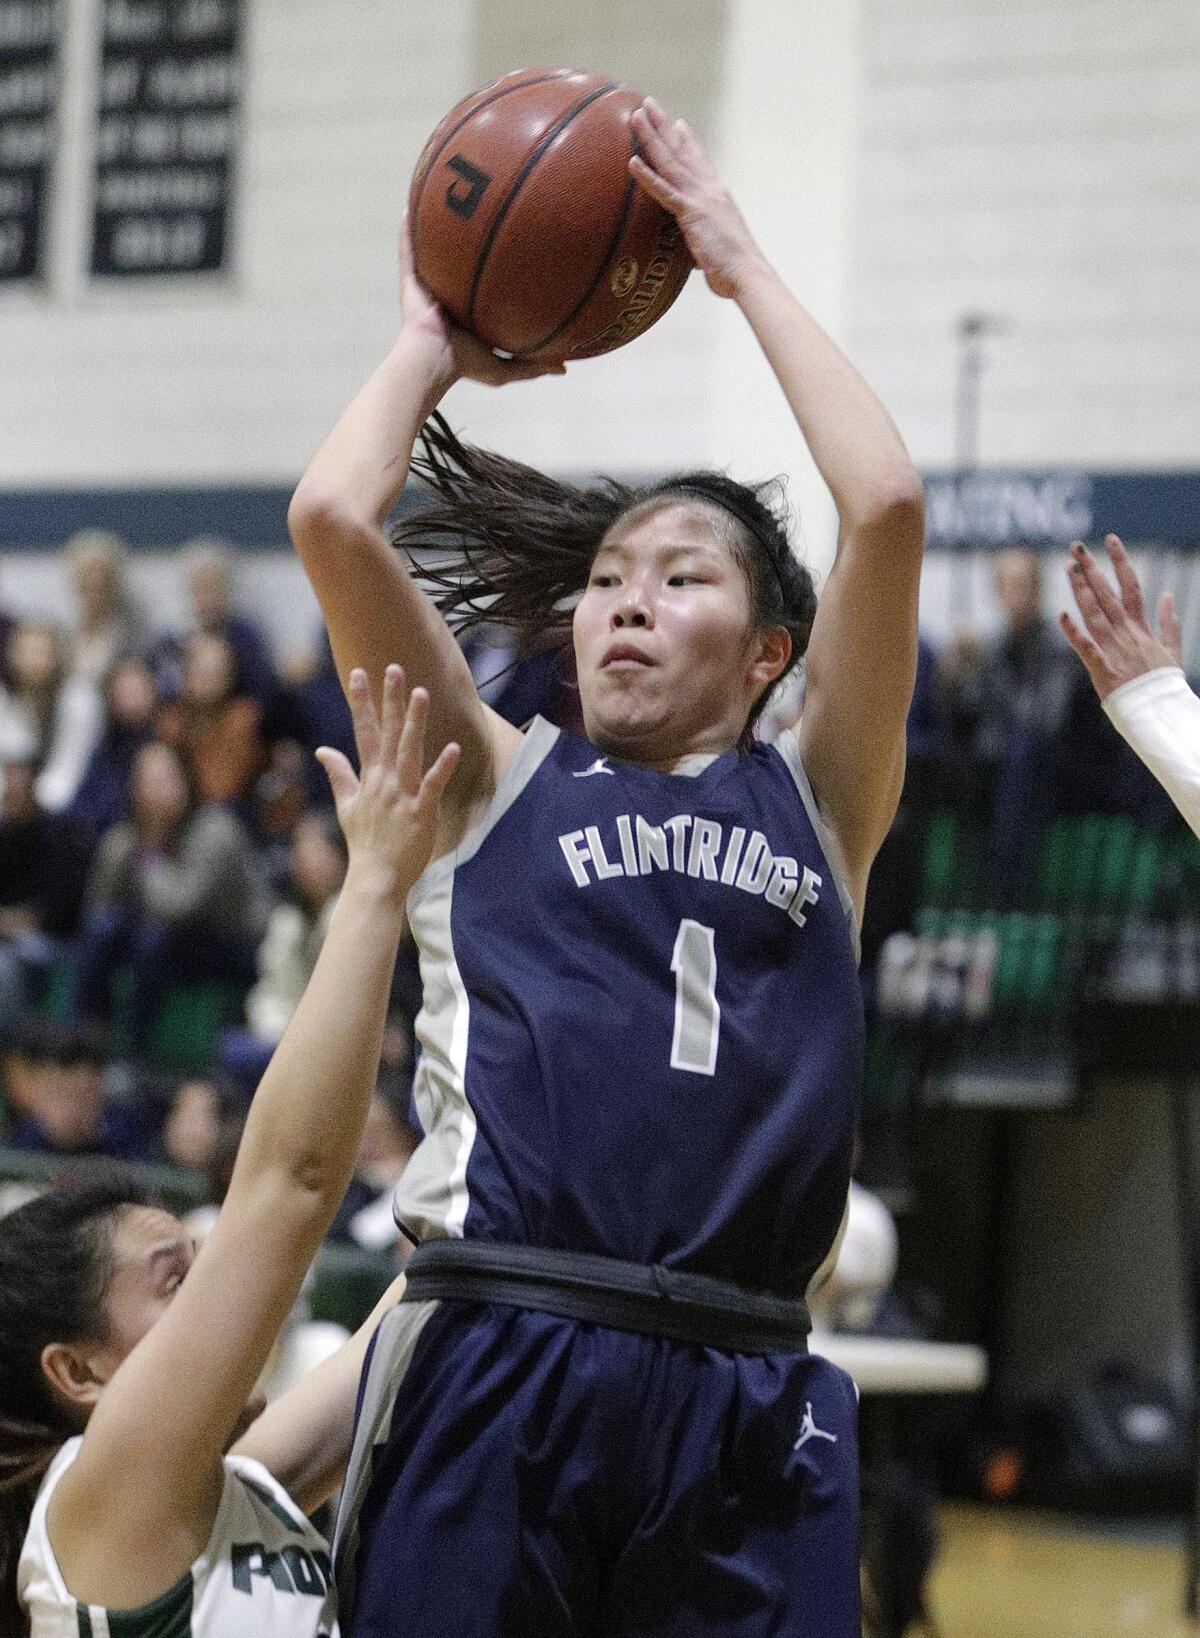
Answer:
290 626 356 799
0 749 93 1026
157 1074 239 1174
73 740 270 1049
3 1017 155 1161
156 539 278 708
0 572 15 689
1 1015 58 1134
939 548 1076 897
858 633 947 969
0 620 102 813
906 634 942 765
67 654 159 836
217 809 346 1091
155 630 266 807
252 738 315 881
64 531 149 686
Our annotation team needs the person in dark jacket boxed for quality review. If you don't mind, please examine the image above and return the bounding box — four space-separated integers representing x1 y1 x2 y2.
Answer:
939 548 1076 897
73 740 271 1047
68 654 159 836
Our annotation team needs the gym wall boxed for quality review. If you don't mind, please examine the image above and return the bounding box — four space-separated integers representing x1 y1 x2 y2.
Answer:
851 0 1200 469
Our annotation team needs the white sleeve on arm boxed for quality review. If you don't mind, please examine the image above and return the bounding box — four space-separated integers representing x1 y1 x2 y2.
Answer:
1102 666 1200 840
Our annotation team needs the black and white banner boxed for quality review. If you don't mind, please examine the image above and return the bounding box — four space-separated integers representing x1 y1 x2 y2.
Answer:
0 0 60 282
90 0 241 278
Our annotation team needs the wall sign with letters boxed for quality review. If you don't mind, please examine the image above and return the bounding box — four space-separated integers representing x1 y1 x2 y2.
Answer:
90 0 241 277
0 0 61 283
923 470 1200 550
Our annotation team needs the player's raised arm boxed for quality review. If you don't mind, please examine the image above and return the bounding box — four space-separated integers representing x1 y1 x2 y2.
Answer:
287 227 561 823
45 672 459 1610
630 101 925 912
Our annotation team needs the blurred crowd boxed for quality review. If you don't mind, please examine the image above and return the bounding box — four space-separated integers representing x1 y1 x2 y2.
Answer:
0 533 1190 1251
0 531 586 1253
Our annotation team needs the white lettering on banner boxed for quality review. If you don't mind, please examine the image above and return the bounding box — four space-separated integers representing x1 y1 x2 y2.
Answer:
0 119 49 165
147 54 239 107
97 167 220 210
176 0 236 36
109 212 205 268
0 63 53 116
0 3 57 50
0 177 30 210
103 1 162 44
926 472 1094 547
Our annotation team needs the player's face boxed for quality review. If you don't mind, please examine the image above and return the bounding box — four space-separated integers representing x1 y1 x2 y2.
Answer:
80 1206 265 1441
95 1206 196 1363
573 500 782 762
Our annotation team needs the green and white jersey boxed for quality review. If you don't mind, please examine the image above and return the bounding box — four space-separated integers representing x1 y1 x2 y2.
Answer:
20 1437 340 1638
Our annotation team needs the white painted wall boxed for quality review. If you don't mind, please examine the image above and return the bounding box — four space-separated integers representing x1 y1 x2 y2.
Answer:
851 0 1200 469
5 0 1198 492
1 0 730 488
712 0 863 576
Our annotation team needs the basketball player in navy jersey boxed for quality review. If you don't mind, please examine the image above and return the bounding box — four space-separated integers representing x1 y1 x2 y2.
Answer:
289 99 924 1638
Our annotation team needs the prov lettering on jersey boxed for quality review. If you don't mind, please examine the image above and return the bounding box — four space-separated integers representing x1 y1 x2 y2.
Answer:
231 1542 333 1599
558 811 823 927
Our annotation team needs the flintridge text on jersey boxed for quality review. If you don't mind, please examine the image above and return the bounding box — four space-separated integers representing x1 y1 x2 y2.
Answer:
558 812 822 926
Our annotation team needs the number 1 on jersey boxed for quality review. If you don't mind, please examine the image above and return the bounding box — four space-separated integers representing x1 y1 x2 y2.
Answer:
670 919 720 1076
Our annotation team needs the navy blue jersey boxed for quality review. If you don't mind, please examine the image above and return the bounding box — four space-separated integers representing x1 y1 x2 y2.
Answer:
397 717 863 1298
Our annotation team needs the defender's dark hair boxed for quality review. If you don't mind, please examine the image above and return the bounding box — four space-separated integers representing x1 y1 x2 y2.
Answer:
0 1175 151 1638
396 415 817 737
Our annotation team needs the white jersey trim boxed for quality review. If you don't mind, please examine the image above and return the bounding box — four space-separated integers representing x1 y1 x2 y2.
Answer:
332 1299 439 1626
19 1437 337 1637
396 717 560 1244
771 730 861 963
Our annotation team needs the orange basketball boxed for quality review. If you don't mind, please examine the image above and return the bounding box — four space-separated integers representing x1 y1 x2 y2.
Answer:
408 68 693 363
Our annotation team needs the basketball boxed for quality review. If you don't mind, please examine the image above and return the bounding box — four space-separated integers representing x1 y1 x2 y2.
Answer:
408 68 694 363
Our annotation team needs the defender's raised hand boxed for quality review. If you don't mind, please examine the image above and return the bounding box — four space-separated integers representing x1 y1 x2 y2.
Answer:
317 665 460 901
628 98 763 299
1061 535 1183 700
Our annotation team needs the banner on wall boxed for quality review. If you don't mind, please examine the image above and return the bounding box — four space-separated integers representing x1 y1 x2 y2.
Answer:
924 470 1200 551
0 471 1198 552
0 0 61 283
90 0 241 278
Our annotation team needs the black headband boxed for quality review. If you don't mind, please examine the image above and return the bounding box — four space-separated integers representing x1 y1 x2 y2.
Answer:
665 481 793 610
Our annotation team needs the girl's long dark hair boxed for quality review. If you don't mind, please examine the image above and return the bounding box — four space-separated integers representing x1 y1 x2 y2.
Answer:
0 1175 150 1638
397 415 818 736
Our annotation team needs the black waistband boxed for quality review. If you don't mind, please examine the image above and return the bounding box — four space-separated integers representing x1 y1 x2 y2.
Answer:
401 1239 811 1355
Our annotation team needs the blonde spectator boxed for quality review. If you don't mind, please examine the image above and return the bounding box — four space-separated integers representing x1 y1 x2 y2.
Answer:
65 531 148 685
217 811 347 1090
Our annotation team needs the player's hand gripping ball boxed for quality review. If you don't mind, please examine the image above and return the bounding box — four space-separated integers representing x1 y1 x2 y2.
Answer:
408 68 694 363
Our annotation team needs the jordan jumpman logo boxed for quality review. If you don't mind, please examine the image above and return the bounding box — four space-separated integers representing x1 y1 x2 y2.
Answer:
793 1402 839 1451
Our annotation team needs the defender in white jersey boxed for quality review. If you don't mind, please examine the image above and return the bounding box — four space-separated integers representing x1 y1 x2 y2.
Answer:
22 1439 337 1638
0 676 459 1638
